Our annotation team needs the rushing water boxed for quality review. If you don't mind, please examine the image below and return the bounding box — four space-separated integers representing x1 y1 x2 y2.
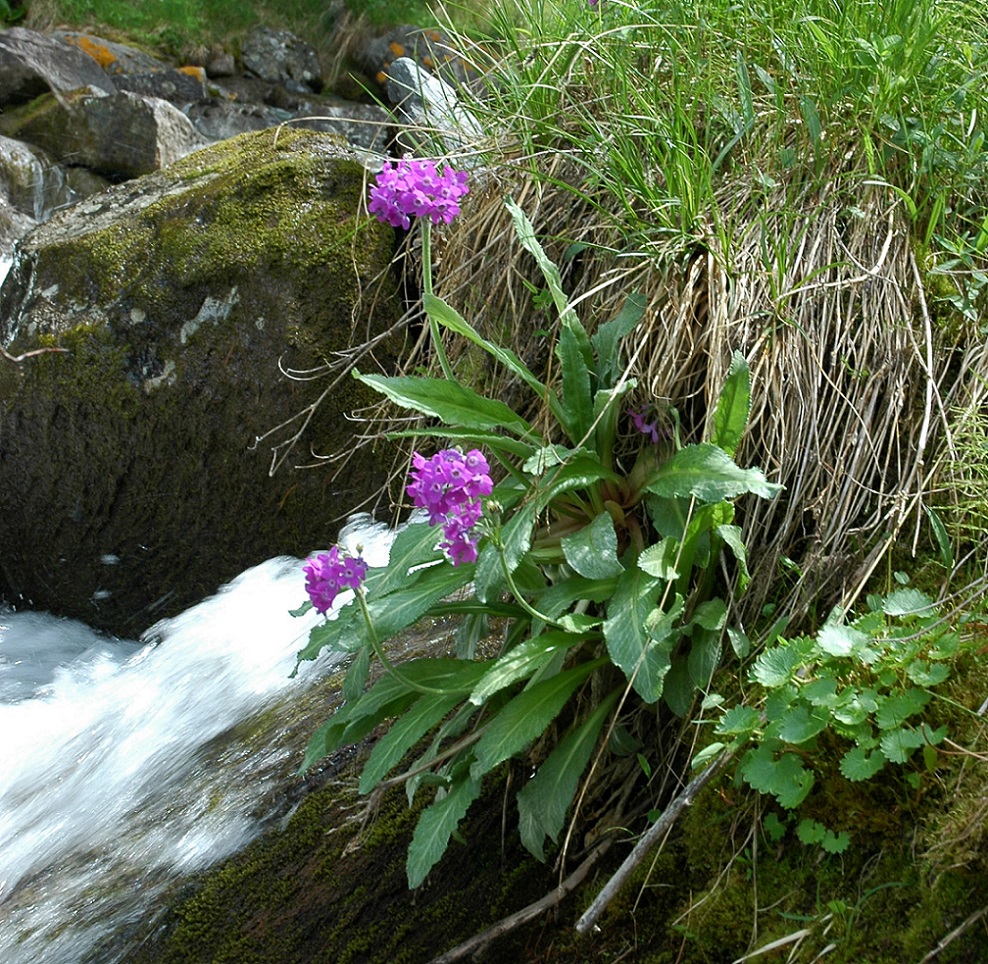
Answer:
0 516 394 963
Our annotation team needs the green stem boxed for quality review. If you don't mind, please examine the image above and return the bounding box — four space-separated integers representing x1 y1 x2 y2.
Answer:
497 545 566 629
421 220 455 382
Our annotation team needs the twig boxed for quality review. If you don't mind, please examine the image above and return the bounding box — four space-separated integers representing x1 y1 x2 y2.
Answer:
0 344 69 363
575 744 737 935
918 903 988 963
428 838 613 964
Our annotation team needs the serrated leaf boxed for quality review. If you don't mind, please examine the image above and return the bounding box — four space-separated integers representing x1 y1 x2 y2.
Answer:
875 689 931 729
294 603 361 664
882 588 936 617
711 351 751 457
751 640 802 687
517 690 620 859
644 443 783 502
638 537 681 580
777 704 829 744
715 704 761 737
359 692 464 793
469 631 583 705
355 370 538 442
407 771 483 888
905 660 951 687
879 726 928 764
562 512 625 579
833 686 879 726
603 564 667 702
741 746 815 808
839 745 886 781
471 659 605 778
817 622 870 658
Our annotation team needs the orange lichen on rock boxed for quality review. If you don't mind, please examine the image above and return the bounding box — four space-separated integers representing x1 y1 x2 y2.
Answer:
178 65 206 81
65 35 119 71
388 42 406 57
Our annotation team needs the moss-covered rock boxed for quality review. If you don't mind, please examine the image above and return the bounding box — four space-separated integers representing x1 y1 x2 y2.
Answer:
0 127 402 636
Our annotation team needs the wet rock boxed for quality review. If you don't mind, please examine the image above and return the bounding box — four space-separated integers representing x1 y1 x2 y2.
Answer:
0 128 402 636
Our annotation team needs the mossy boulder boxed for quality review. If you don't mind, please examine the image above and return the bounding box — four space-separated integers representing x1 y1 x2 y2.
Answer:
0 127 402 636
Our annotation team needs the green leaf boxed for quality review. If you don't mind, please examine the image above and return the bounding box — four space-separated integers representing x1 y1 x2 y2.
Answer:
880 726 928 764
716 524 751 591
591 293 645 386
797 818 850 854
536 457 622 511
638 537 680 581
557 314 595 443
355 371 538 442
687 628 722 689
741 746 815 808
562 512 625 579
715 704 761 737
662 655 696 717
816 622 870 658
839 745 886 781
471 659 606 778
389 426 536 460
517 690 620 859
882 588 936 617
359 692 464 793
690 598 728 632
365 562 475 642
751 639 804 687
407 770 483 888
777 704 829 744
905 660 951 687
727 627 750 659
469 631 584 705
875 690 931 730
603 564 667 702
366 521 444 598
691 741 728 770
423 292 550 404
505 197 579 328
523 444 592 474
923 503 954 569
711 351 751 457
645 443 783 502
343 646 371 703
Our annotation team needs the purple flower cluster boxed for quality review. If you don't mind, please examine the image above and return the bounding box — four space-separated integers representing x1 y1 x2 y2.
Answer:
303 547 368 615
407 448 492 566
368 157 469 231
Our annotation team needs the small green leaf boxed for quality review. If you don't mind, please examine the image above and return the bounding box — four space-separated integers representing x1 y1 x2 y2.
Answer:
343 646 371 703
711 351 751 457
407 770 483 888
691 741 727 770
882 589 936 617
741 746 815 808
716 524 751 591
923 503 954 569
751 639 804 687
905 660 951 687
562 512 625 579
645 443 783 502
816 622 870 658
716 704 761 737
727 627 751 658
875 689 931 730
471 659 606 777
591 293 645 385
839 745 886 781
687 627 722 689
638 537 681 580
777 704 829 744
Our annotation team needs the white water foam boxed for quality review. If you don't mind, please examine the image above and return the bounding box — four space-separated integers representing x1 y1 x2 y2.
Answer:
0 515 395 963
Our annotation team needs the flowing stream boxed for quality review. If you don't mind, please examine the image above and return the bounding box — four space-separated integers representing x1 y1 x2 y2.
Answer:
0 516 394 963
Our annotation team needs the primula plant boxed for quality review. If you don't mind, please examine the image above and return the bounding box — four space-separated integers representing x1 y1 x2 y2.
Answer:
292 156 785 889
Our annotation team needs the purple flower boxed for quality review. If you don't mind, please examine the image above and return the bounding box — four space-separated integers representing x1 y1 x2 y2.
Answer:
628 407 661 445
304 546 368 615
408 448 492 566
368 157 469 231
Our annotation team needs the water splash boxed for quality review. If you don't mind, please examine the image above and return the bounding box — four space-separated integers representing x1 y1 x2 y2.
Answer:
0 515 395 963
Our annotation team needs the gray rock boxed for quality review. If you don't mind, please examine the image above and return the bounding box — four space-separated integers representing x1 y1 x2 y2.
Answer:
0 26 117 106
241 25 323 94
0 86 207 178
0 128 402 636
